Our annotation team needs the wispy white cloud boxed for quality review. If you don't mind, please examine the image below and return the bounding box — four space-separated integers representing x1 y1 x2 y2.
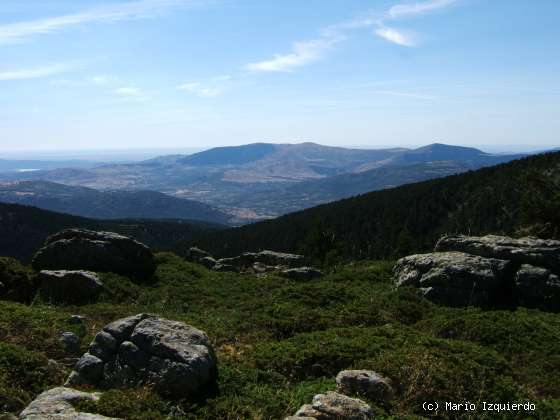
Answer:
177 75 233 97
115 87 142 96
375 27 416 47
388 0 456 19
247 37 341 72
246 0 457 72
178 82 221 97
90 75 114 86
0 0 197 45
374 90 437 100
0 62 75 81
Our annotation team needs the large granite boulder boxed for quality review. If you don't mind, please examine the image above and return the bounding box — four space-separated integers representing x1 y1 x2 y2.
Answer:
288 391 373 419
32 229 156 281
19 387 120 419
435 235 560 273
66 314 218 399
393 252 512 307
39 270 103 305
336 370 394 405
515 264 560 312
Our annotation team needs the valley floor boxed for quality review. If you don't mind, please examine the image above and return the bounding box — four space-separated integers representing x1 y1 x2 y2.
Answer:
1 254 559 419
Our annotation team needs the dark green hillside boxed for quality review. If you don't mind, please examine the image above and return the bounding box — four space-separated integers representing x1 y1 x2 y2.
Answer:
0 202 225 263
191 151 560 263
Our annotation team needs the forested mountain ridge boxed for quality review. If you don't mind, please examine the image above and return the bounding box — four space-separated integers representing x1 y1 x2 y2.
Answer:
190 151 560 264
0 180 230 224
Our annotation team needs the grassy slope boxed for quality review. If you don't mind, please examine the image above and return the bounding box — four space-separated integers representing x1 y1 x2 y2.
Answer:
1 253 559 419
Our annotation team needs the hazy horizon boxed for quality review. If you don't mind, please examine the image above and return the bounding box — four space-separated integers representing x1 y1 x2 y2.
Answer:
1 0 558 152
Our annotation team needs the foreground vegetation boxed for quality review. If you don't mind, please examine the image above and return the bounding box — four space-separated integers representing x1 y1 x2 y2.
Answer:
1 253 559 419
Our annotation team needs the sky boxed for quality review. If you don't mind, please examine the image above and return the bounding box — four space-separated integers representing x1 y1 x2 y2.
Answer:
0 0 559 153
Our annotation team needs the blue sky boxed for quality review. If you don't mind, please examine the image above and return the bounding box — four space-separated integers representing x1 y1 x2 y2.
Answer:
0 0 558 152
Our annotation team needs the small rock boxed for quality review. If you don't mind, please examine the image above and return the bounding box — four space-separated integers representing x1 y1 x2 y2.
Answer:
68 353 105 385
19 387 120 419
336 370 394 405
0 413 17 420
39 270 103 305
68 315 86 325
199 256 217 269
89 331 119 362
213 262 239 273
58 332 81 354
186 247 211 262
281 267 323 281
288 391 374 419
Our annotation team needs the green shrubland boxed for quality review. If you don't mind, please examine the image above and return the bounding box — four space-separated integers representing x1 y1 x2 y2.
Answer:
0 253 558 419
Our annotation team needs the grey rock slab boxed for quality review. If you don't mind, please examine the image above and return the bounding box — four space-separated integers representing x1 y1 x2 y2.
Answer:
336 370 394 404
39 270 103 305
393 251 511 307
19 387 120 420
435 234 560 273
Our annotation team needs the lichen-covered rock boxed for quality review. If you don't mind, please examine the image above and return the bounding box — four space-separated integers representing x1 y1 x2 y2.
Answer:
66 314 218 399
39 270 103 305
32 229 156 281
515 264 560 311
288 391 374 419
281 267 323 281
393 251 511 307
19 387 120 419
435 234 560 273
336 370 394 405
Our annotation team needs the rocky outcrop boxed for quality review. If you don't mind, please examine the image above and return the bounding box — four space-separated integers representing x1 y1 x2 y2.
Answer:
435 235 560 272
281 267 323 281
19 387 120 419
287 391 373 419
187 247 317 276
66 314 218 399
336 370 394 406
393 252 511 307
39 270 103 305
32 229 156 281
395 234 560 311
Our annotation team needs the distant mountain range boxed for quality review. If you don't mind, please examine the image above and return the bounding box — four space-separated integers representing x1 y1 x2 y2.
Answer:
0 181 230 224
0 142 527 222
